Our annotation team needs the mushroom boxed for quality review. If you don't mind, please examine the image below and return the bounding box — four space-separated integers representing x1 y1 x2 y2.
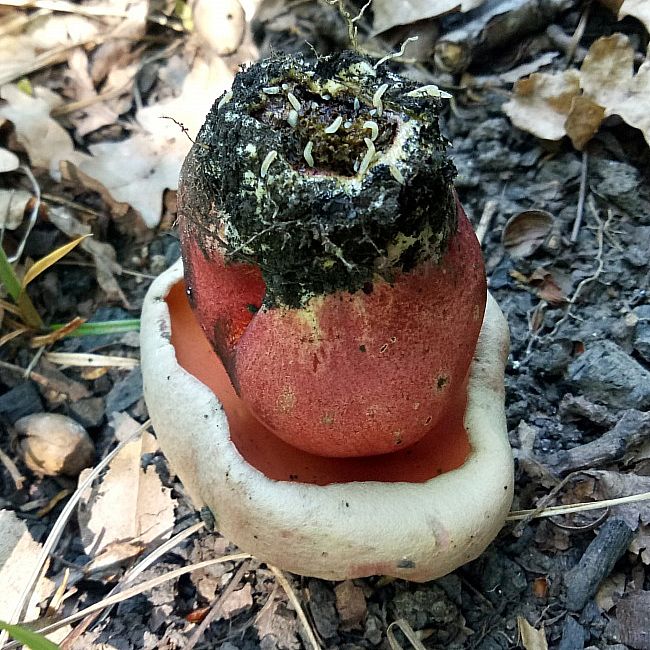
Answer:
141 51 513 581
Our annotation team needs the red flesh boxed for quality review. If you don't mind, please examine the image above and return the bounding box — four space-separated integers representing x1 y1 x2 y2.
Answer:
180 200 486 457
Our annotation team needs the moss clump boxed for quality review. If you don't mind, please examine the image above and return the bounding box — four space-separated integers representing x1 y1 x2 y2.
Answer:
179 50 457 308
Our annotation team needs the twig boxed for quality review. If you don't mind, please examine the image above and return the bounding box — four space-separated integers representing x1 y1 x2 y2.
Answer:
7 165 40 264
475 199 499 245
268 566 320 650
184 560 250 650
0 447 25 490
0 420 151 649
506 490 650 521
570 151 588 243
565 1 591 65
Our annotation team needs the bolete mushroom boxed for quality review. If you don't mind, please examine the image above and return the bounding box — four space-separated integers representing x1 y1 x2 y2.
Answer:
141 51 513 581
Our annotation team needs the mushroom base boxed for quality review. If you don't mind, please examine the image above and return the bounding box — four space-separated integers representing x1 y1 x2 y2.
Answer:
142 260 514 581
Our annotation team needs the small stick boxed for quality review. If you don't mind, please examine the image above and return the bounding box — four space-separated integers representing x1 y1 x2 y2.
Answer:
184 560 250 650
571 151 588 243
268 565 320 650
475 199 499 245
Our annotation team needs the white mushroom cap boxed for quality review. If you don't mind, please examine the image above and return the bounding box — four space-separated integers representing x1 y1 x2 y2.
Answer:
141 259 513 581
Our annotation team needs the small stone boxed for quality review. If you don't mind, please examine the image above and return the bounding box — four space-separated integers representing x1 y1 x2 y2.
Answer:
566 340 650 410
105 368 143 415
0 382 43 424
306 579 338 640
14 413 95 477
221 583 253 619
69 397 106 428
334 580 366 630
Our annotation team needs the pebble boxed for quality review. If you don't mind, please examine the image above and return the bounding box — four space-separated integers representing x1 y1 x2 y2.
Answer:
566 340 650 410
0 382 43 424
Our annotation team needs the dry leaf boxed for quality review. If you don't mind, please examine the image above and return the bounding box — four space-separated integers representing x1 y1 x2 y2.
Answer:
503 69 581 141
528 268 569 305
0 509 55 621
617 591 650 650
504 33 650 149
517 617 548 650
0 189 31 229
372 0 486 34
0 12 99 85
77 414 176 559
64 56 234 226
0 84 89 176
565 95 606 150
580 33 650 147
595 571 627 611
46 206 127 306
502 210 555 258
0 147 19 173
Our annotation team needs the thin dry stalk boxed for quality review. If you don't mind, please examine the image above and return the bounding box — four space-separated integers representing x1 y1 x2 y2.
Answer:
507 490 650 521
184 560 250 650
0 446 25 490
44 351 139 368
268 565 320 650
475 199 499 245
387 619 427 650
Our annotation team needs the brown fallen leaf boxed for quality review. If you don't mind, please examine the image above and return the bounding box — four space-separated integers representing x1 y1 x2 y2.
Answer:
580 33 650 148
502 210 555 259
0 84 89 176
504 69 581 142
62 55 234 226
517 617 548 650
77 413 176 559
617 591 650 650
46 205 128 306
221 583 254 619
0 509 56 621
255 595 301 650
528 268 569 305
504 33 650 150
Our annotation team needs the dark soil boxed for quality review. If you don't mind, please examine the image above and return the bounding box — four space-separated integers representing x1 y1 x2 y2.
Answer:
1 1 650 649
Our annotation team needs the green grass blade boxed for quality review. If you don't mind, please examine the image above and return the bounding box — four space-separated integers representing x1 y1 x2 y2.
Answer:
0 621 60 650
49 319 140 337
0 245 22 301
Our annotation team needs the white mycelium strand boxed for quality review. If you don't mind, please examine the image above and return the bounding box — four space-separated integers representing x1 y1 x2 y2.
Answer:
406 84 453 99
287 92 301 111
260 150 278 178
358 137 376 175
373 84 388 117
389 163 405 184
217 91 233 109
363 120 379 141
324 115 343 134
303 141 314 167
287 110 299 127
